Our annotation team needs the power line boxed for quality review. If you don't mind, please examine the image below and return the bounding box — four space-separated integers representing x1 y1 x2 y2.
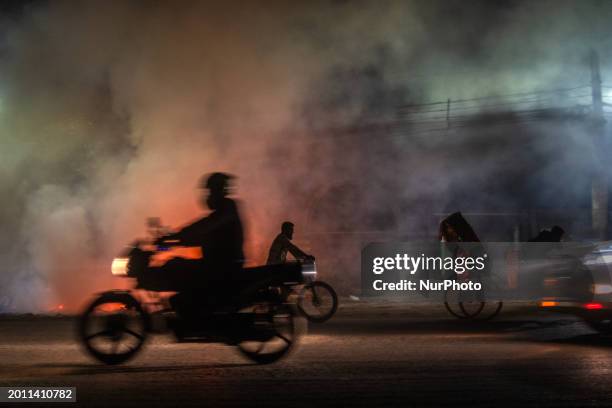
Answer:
399 85 591 111
401 94 592 117
400 105 591 125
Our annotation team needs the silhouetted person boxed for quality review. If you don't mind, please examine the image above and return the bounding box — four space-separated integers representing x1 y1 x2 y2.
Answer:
267 222 314 264
439 212 481 243
528 225 565 242
153 172 244 320
160 172 244 273
439 212 486 283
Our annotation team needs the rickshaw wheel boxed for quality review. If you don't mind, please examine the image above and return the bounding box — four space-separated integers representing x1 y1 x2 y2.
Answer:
471 301 504 321
458 300 486 318
444 278 503 321
444 300 468 319
298 281 338 323
237 302 304 364
444 286 484 319
78 292 149 365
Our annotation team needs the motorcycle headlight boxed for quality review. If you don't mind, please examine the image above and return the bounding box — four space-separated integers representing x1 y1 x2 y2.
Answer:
111 257 129 276
302 261 317 279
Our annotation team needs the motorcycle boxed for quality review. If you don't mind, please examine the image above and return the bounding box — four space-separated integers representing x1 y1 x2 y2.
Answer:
78 218 313 365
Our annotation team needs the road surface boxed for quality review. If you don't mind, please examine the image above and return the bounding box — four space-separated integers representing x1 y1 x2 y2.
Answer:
1 300 612 407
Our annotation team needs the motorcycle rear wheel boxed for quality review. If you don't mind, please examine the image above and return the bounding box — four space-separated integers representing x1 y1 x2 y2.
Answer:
237 303 303 364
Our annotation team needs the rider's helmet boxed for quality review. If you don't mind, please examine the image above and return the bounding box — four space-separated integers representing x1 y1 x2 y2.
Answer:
200 172 233 195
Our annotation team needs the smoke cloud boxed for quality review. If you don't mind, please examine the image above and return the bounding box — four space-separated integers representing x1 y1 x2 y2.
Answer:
1 0 611 311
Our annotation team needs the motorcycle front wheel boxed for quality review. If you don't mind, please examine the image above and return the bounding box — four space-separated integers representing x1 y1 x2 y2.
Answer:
78 291 149 365
298 281 338 323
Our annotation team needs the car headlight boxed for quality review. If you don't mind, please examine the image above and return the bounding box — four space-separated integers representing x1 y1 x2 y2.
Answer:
111 257 129 276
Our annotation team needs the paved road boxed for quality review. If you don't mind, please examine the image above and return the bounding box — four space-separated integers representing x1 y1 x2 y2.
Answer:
1 301 612 407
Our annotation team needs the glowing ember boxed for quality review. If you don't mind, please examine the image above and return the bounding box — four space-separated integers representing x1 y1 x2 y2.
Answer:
48 304 66 313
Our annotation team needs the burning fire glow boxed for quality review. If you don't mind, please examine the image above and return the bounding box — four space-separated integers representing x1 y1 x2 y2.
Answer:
48 304 65 313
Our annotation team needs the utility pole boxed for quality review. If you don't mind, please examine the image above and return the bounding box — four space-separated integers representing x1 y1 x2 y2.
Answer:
590 49 608 240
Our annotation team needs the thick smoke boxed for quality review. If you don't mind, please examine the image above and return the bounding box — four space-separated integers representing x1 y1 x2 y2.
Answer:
1 0 611 311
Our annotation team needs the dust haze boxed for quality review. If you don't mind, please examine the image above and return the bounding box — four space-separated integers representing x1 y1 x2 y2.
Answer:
1 0 611 311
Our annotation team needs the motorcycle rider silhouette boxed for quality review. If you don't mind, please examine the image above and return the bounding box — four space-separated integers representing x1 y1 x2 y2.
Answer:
267 221 314 265
152 172 244 323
